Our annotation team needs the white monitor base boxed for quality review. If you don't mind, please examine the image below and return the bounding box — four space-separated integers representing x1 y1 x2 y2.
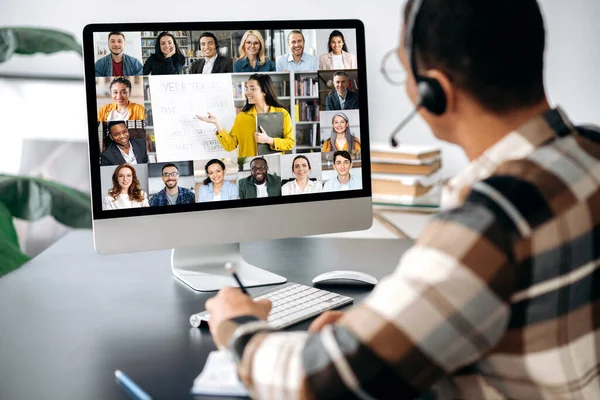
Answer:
171 243 287 292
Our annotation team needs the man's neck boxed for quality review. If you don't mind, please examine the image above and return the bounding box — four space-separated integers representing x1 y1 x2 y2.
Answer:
111 53 123 62
292 52 303 63
456 99 551 161
166 185 179 195
117 141 131 152
337 174 350 185
337 90 347 99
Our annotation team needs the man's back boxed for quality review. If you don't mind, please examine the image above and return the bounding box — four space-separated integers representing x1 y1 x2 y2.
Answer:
417 108 600 398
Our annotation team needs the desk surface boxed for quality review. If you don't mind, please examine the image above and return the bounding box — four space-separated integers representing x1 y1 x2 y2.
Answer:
0 231 412 400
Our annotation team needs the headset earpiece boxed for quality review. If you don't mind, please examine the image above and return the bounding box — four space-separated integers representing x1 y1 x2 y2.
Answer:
417 77 447 115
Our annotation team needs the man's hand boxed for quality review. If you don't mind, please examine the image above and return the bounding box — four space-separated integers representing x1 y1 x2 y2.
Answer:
308 310 345 332
254 126 274 145
205 287 272 347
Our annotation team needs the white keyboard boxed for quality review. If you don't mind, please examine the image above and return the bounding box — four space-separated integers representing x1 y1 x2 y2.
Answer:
190 282 353 329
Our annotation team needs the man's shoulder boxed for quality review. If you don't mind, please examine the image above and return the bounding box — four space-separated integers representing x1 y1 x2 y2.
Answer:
95 54 110 64
131 137 146 147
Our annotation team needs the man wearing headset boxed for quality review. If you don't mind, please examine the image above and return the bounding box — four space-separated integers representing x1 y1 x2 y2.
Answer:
188 32 233 74
204 1 600 398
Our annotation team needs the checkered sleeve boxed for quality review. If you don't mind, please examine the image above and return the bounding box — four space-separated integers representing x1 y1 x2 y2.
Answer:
232 187 520 399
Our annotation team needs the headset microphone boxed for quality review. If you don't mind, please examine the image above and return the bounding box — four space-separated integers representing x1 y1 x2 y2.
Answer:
388 104 421 147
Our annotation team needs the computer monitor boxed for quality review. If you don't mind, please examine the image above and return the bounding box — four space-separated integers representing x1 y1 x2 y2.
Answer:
82 20 372 291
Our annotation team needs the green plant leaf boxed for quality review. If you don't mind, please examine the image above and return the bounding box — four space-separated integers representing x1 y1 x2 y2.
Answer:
0 201 30 277
0 27 82 63
0 175 91 228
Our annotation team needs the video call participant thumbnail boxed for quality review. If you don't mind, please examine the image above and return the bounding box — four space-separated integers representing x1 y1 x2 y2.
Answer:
239 157 281 199
233 30 276 72
281 155 323 196
188 32 233 74
149 164 195 206
100 121 148 166
95 32 143 77
275 30 318 72
323 150 362 192
97 77 146 122
197 159 239 202
321 112 361 152
102 164 149 210
143 31 186 75
318 30 357 70
197 74 294 157
325 71 360 111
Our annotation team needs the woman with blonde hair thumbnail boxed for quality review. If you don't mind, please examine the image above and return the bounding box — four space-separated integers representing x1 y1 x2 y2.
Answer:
102 164 149 210
197 73 294 157
143 31 186 75
197 159 239 202
97 77 145 122
233 30 276 72
321 112 361 152
318 30 357 70
281 155 323 196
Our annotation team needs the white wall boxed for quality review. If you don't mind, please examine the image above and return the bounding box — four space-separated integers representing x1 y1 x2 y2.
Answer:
1 0 600 178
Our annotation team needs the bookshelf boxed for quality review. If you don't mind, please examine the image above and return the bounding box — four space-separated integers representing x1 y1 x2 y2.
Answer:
293 71 320 152
140 31 191 66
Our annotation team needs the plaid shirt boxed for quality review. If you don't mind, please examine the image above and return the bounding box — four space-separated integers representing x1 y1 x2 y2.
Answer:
148 186 195 206
218 107 600 399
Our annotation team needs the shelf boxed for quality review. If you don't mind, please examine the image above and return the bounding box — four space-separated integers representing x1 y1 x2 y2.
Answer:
295 121 319 125
295 96 318 100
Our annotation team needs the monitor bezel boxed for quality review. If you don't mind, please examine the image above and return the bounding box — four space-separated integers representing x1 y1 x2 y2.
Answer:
83 19 372 222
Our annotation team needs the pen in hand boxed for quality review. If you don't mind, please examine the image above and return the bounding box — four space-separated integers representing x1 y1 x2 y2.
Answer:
114 370 152 400
224 261 249 295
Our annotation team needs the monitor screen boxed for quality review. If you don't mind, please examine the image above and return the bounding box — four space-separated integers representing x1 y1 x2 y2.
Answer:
82 20 373 273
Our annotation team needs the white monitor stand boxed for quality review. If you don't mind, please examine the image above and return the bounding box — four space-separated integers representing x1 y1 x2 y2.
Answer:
171 243 287 292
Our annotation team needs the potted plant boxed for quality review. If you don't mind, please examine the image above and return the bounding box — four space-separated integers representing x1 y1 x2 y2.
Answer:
0 27 90 277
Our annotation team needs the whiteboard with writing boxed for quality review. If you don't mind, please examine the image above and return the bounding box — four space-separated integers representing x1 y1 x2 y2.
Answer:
149 74 236 162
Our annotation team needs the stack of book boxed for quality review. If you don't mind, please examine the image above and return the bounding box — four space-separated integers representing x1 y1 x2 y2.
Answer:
370 143 443 208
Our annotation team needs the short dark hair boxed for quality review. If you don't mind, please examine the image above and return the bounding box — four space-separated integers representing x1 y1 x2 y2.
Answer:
333 150 352 163
333 71 348 79
106 120 127 137
250 157 267 167
161 163 178 173
199 32 219 48
404 0 546 114
108 32 125 41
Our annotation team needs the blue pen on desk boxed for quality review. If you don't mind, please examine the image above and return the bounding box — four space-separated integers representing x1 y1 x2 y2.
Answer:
115 370 152 400
224 261 249 295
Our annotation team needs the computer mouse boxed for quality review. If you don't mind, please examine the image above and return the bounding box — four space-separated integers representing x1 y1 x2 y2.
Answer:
312 270 378 287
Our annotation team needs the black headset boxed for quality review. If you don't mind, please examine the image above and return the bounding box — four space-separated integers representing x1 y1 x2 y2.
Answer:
406 0 447 115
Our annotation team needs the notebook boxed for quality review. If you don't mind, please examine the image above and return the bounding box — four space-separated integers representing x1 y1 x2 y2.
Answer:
256 112 284 155
190 350 249 397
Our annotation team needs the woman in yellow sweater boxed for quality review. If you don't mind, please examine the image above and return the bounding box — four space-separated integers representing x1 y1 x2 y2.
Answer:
97 77 145 122
197 74 294 157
